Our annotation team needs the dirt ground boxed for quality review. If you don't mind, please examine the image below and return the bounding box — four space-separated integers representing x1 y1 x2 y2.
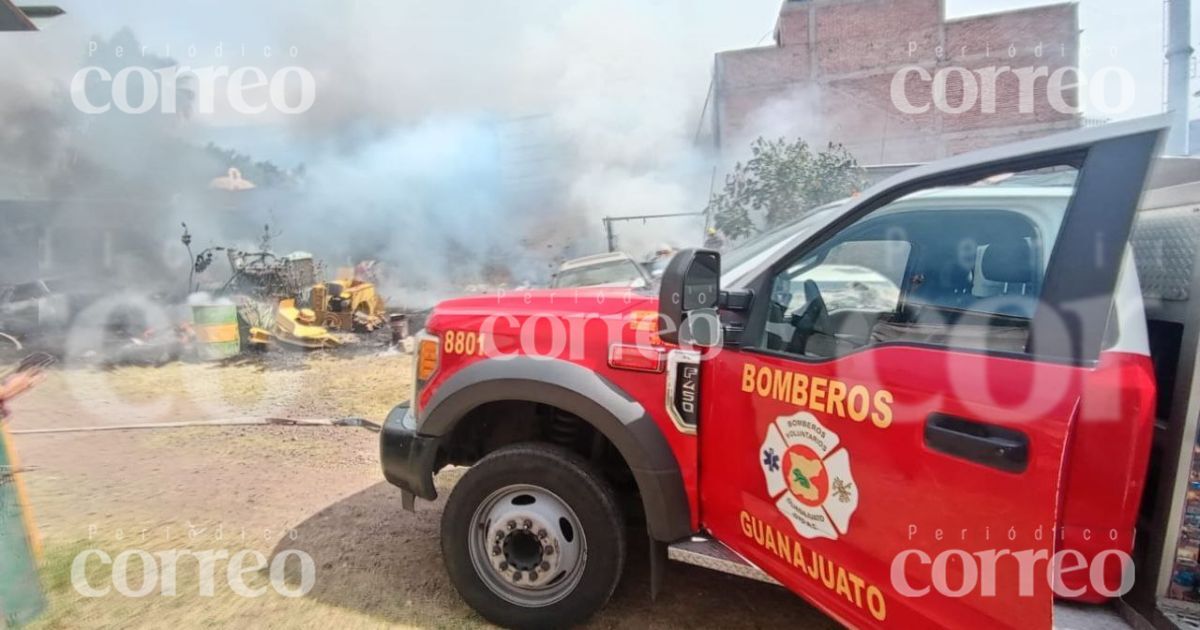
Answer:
4 350 836 629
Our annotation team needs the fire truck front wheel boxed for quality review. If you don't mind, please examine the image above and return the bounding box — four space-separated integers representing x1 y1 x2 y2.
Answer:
441 442 626 629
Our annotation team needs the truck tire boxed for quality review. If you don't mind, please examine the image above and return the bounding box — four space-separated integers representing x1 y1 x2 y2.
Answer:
441 442 626 629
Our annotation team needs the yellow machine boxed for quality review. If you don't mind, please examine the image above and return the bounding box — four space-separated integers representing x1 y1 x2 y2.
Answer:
310 268 385 332
260 299 340 349
242 268 385 351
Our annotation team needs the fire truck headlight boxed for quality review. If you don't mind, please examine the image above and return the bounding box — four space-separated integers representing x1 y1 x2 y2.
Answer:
411 330 439 416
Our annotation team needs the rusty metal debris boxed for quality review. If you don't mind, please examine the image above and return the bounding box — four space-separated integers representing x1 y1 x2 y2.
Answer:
182 224 395 356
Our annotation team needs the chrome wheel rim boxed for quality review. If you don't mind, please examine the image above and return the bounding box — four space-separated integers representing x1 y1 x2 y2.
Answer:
467 484 587 607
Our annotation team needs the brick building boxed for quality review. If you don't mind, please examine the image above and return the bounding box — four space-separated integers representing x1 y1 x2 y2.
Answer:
702 0 1081 164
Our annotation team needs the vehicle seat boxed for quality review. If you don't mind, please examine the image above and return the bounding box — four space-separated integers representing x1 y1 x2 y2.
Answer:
974 238 1038 319
907 260 974 312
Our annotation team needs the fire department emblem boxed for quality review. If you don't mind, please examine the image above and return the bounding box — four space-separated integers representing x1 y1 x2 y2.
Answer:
758 411 859 540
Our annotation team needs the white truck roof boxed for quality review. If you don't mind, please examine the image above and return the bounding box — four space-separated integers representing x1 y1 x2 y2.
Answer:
557 251 638 271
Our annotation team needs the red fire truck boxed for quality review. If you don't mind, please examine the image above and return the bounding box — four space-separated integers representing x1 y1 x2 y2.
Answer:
380 116 1200 628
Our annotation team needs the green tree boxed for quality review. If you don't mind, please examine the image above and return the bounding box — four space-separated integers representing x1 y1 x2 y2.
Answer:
708 137 867 240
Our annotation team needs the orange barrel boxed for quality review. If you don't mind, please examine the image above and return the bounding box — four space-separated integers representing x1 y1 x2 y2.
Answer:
191 304 241 360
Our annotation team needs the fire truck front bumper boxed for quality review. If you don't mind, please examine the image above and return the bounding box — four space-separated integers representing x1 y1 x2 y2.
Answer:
380 402 440 510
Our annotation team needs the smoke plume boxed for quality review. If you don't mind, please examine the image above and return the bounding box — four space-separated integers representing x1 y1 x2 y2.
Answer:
0 0 783 301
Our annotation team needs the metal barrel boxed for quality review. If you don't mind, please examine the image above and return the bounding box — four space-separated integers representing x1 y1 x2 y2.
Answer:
191 304 241 360
0 424 45 627
389 313 409 346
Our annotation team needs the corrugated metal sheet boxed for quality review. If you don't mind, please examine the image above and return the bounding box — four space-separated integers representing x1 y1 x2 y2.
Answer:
1132 205 1200 302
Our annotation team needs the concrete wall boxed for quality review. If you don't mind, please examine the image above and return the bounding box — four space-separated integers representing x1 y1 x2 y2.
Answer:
710 0 1081 164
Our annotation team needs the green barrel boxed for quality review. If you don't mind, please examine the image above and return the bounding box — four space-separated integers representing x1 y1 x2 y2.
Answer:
192 304 241 361
0 426 44 627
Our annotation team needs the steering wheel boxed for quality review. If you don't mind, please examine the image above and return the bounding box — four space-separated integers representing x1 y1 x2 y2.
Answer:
787 280 830 354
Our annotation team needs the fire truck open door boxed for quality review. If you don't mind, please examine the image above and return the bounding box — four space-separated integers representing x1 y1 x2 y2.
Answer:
696 118 1164 629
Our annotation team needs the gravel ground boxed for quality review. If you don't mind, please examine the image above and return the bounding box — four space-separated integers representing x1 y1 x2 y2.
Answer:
4 352 835 629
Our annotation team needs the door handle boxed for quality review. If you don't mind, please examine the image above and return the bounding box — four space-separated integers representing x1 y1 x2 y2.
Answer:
923 413 1029 473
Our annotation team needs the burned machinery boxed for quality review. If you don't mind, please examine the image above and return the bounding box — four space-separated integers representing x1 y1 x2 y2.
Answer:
183 223 316 299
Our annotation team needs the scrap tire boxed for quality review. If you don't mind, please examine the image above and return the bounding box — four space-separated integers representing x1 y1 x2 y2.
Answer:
441 443 625 629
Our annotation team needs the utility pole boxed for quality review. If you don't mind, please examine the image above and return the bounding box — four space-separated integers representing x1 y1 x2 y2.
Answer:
600 212 707 253
1166 0 1193 155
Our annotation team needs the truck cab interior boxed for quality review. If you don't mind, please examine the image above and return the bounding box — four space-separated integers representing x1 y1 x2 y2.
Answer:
765 204 1054 360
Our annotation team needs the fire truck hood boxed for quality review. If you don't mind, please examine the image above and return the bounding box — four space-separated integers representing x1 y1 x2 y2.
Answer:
432 287 658 318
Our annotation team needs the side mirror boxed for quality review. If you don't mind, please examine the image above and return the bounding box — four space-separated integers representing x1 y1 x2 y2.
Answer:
658 248 721 347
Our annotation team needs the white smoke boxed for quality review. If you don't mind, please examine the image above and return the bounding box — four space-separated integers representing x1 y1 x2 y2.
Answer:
0 0 784 295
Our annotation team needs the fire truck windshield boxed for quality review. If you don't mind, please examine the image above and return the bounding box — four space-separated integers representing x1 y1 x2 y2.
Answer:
721 204 844 287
